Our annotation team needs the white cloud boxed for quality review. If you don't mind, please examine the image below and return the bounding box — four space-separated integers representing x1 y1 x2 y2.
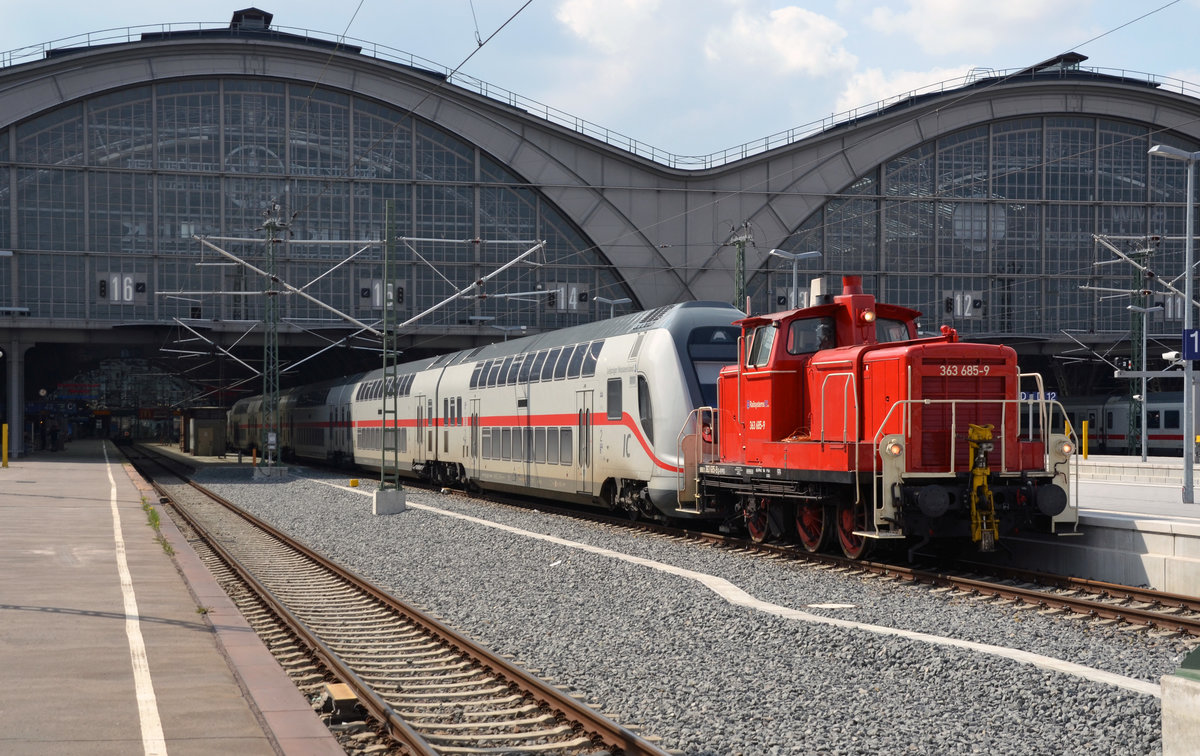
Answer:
545 0 858 150
835 65 975 114
704 5 856 77
554 0 663 56
865 0 1093 57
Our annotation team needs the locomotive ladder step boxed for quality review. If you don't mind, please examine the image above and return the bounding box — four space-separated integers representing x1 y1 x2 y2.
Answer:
852 530 907 540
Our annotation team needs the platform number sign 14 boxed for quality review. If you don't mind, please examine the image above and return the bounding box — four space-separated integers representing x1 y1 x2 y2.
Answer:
1184 329 1200 361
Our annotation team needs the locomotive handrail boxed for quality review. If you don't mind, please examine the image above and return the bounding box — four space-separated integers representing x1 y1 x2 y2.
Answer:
674 405 738 509
818 371 859 449
870 396 1073 472
1019 371 1050 438
866 395 1069 535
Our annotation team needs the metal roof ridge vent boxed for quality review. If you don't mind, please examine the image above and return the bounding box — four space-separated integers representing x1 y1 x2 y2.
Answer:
231 8 274 31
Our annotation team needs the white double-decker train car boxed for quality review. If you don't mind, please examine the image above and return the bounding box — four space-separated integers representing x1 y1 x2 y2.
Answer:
229 301 743 520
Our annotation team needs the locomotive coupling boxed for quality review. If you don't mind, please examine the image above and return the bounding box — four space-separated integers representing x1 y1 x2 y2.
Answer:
967 424 999 552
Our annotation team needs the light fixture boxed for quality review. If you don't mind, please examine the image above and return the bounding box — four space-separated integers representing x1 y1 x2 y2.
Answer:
768 249 822 309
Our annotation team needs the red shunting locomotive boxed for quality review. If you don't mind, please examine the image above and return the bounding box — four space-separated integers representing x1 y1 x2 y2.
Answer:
681 276 1077 559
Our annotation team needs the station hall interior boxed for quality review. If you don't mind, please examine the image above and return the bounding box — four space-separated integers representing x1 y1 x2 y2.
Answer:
2 7 1200 456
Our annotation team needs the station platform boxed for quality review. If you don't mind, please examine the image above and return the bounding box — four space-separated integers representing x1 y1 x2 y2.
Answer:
0 439 341 756
997 453 1200 596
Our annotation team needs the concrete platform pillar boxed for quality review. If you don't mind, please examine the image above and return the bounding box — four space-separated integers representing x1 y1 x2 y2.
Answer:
373 487 405 515
252 465 288 479
1163 647 1200 754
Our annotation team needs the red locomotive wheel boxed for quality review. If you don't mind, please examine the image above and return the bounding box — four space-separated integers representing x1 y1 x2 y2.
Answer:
836 500 872 560
795 504 829 553
745 499 770 543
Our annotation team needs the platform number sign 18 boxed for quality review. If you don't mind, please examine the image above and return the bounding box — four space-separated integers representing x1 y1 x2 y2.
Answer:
1184 329 1200 361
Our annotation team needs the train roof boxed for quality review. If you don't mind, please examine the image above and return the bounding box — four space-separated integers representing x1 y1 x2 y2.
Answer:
432 301 743 368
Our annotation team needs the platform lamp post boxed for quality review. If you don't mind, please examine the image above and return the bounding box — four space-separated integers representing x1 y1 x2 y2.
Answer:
768 249 822 308
1128 304 1164 462
1149 144 1200 503
594 296 631 318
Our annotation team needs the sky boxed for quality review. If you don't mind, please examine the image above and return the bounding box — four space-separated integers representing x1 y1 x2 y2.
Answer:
2 1 1199 156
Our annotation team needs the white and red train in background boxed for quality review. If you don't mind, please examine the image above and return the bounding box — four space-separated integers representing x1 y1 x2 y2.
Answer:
229 277 1080 559
1058 392 1190 456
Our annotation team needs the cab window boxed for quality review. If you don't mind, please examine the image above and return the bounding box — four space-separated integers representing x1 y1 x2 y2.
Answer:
747 325 776 366
876 318 912 343
786 317 834 354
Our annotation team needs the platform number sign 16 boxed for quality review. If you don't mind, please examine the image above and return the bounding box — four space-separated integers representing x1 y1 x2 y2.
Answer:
97 274 147 304
1184 329 1200 361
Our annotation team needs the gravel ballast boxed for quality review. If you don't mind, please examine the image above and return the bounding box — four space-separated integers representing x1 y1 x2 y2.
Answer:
194 466 1189 755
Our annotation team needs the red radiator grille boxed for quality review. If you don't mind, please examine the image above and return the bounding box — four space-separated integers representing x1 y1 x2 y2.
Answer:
915 374 1008 471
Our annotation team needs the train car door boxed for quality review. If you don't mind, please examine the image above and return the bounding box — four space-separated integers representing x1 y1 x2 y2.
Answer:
415 393 426 460
576 389 594 495
469 398 481 480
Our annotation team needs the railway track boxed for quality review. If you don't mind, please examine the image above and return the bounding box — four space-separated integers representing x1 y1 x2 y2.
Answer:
121 445 672 756
425 479 1200 640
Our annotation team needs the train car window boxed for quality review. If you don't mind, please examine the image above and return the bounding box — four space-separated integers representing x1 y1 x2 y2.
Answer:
747 324 777 365
534 427 546 462
628 332 645 360
547 428 559 463
687 327 738 406
457 397 463 425
555 345 576 379
1166 410 1180 429
404 374 415 395
607 378 622 421
583 341 603 377
501 428 512 460
638 375 654 444
786 317 833 354
528 350 548 382
487 359 503 387
443 398 450 426
513 425 525 460
517 353 534 383
470 363 483 389
876 318 911 343
1148 410 1161 429
498 356 515 385
567 343 587 378
539 348 558 380
481 427 492 458
1105 411 1113 429
560 427 573 465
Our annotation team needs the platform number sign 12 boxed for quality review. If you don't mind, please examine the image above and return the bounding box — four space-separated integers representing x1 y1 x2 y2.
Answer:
1184 329 1200 361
